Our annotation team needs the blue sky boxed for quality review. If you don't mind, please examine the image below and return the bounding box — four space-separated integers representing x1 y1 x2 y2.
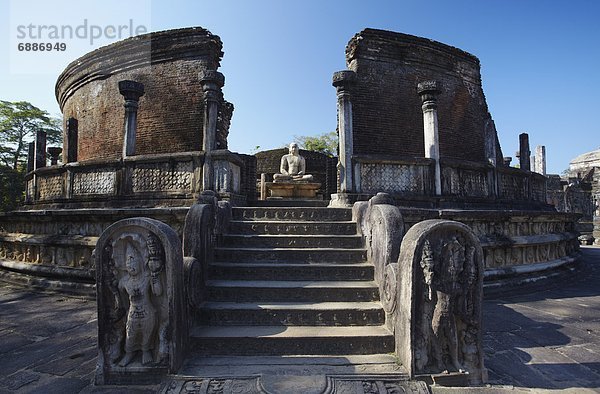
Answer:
2 0 599 174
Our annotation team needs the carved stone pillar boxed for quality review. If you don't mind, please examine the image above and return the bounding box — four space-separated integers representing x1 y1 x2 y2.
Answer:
535 145 546 175
199 71 225 192
65 117 78 163
484 118 497 166
26 141 35 173
333 70 356 194
34 129 47 170
118 80 145 158
418 81 442 195
48 147 62 166
519 133 531 171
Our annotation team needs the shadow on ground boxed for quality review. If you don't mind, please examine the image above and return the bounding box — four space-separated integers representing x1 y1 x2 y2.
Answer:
482 246 600 389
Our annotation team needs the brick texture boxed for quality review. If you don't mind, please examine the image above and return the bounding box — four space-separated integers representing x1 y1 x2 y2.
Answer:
346 29 502 163
56 28 231 162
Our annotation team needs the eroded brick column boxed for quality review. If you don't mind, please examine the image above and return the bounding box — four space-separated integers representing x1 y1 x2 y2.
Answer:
118 80 145 158
26 141 35 172
418 81 441 195
519 133 531 171
65 117 78 163
35 129 47 170
199 70 225 191
332 70 356 193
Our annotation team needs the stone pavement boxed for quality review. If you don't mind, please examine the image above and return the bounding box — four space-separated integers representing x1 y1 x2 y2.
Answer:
0 246 599 393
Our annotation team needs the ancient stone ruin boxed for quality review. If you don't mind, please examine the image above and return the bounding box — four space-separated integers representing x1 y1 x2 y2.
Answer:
0 27 583 391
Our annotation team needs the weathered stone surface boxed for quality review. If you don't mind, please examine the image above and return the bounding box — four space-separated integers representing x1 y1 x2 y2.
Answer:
395 219 485 385
355 193 404 312
266 181 322 198
95 217 186 385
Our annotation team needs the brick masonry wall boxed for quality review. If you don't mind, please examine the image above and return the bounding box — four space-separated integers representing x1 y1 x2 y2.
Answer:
56 28 227 162
346 29 500 163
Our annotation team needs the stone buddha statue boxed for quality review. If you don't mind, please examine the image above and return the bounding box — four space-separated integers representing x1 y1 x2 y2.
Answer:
273 142 314 182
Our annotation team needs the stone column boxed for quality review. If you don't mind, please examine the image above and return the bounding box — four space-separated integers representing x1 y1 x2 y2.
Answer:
535 145 546 175
65 117 78 163
519 133 531 171
484 118 497 166
199 70 225 192
417 81 442 195
118 80 145 158
26 141 35 173
332 70 356 193
34 129 47 170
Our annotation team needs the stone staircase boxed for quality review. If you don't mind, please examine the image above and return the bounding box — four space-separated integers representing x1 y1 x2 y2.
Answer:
189 202 395 357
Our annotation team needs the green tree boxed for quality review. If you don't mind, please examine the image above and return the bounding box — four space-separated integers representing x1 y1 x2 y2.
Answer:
0 101 62 211
0 166 24 212
0 101 62 170
294 131 338 157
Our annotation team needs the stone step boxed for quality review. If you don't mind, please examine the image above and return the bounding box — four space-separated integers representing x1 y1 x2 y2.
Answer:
214 247 367 263
176 354 407 379
207 262 374 281
221 234 363 249
229 220 358 235
196 301 385 326
206 280 379 302
189 325 394 356
232 207 352 222
252 199 329 207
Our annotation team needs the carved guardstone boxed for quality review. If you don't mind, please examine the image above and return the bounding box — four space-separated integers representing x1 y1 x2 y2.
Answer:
95 217 186 385
395 219 485 385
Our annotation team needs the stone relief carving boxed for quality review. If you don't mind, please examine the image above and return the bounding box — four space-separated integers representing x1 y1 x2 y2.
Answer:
360 163 427 194
132 162 193 193
161 375 429 394
103 232 168 367
0 242 93 267
396 220 485 384
95 218 186 385
73 171 116 195
441 167 488 197
499 174 526 200
37 174 64 200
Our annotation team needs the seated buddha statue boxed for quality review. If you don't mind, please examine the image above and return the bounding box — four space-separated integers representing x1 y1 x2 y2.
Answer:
273 142 314 182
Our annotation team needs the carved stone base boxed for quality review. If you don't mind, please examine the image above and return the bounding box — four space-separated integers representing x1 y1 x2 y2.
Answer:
429 371 470 387
266 182 321 199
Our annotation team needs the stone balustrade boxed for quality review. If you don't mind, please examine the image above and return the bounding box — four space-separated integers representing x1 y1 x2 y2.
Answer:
24 150 246 207
352 155 549 205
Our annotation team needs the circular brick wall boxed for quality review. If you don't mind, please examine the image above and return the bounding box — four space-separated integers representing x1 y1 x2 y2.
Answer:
347 29 502 164
56 27 225 162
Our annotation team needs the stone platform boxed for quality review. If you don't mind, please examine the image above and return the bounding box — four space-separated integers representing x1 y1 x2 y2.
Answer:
1 246 599 393
266 182 321 198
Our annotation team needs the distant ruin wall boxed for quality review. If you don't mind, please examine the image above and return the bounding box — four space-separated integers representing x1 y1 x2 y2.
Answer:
346 29 501 164
56 28 229 162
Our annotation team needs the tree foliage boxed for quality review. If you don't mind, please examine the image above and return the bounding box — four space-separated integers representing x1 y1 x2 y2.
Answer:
0 100 62 170
0 100 62 211
294 131 338 157
0 166 24 212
